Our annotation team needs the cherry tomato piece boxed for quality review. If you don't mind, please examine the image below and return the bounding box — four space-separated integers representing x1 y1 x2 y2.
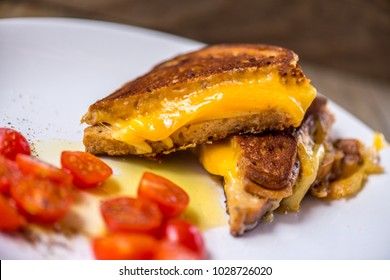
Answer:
0 128 31 160
161 219 205 257
137 172 189 218
93 233 158 260
101 197 163 234
16 154 73 186
10 176 73 224
153 241 202 260
61 151 112 189
0 156 21 193
0 194 26 231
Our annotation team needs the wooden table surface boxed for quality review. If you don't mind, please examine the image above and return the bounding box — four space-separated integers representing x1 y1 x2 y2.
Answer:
1 0 389 140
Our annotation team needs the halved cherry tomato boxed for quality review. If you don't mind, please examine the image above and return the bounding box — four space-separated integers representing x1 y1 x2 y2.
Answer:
0 194 26 230
16 154 73 186
137 172 189 218
10 176 73 224
0 156 21 193
61 151 112 188
0 128 31 160
153 240 202 260
101 197 162 234
160 218 205 258
93 233 158 260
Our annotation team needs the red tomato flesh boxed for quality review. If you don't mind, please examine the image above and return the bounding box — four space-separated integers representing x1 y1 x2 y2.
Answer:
93 233 158 260
0 128 31 160
0 194 26 230
0 156 21 193
61 151 112 188
154 240 202 260
161 219 205 258
16 154 73 186
101 197 163 234
10 176 73 224
137 172 189 218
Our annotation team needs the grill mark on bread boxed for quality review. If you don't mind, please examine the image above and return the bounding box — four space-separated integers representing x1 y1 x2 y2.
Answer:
83 44 304 121
236 133 298 191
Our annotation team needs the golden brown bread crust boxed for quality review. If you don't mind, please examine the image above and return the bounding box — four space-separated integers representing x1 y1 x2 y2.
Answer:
82 44 305 125
235 133 299 200
236 133 298 190
221 132 299 236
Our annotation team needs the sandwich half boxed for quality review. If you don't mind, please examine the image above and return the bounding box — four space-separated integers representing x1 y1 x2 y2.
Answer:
81 44 316 157
199 96 333 235
82 44 383 236
199 95 383 236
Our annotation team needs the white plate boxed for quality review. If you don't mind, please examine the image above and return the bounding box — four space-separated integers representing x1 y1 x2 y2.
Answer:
0 18 389 260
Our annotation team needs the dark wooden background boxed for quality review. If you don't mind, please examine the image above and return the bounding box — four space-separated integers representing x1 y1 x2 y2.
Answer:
1 0 389 138
2 0 389 80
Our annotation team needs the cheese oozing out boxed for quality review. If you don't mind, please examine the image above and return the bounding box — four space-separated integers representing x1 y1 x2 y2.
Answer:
198 138 272 235
198 139 259 210
199 135 325 219
109 70 316 154
279 142 324 212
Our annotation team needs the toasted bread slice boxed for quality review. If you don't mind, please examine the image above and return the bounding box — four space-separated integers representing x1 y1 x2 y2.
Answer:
236 133 299 198
199 133 299 236
82 44 316 156
199 96 335 236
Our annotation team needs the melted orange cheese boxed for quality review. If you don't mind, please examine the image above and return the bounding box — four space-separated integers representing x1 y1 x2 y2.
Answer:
198 139 262 214
199 137 325 214
199 139 273 234
279 143 324 212
199 138 239 180
111 70 316 153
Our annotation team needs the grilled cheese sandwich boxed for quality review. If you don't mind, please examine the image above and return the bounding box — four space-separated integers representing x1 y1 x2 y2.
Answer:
82 44 383 236
199 96 330 235
82 44 315 156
